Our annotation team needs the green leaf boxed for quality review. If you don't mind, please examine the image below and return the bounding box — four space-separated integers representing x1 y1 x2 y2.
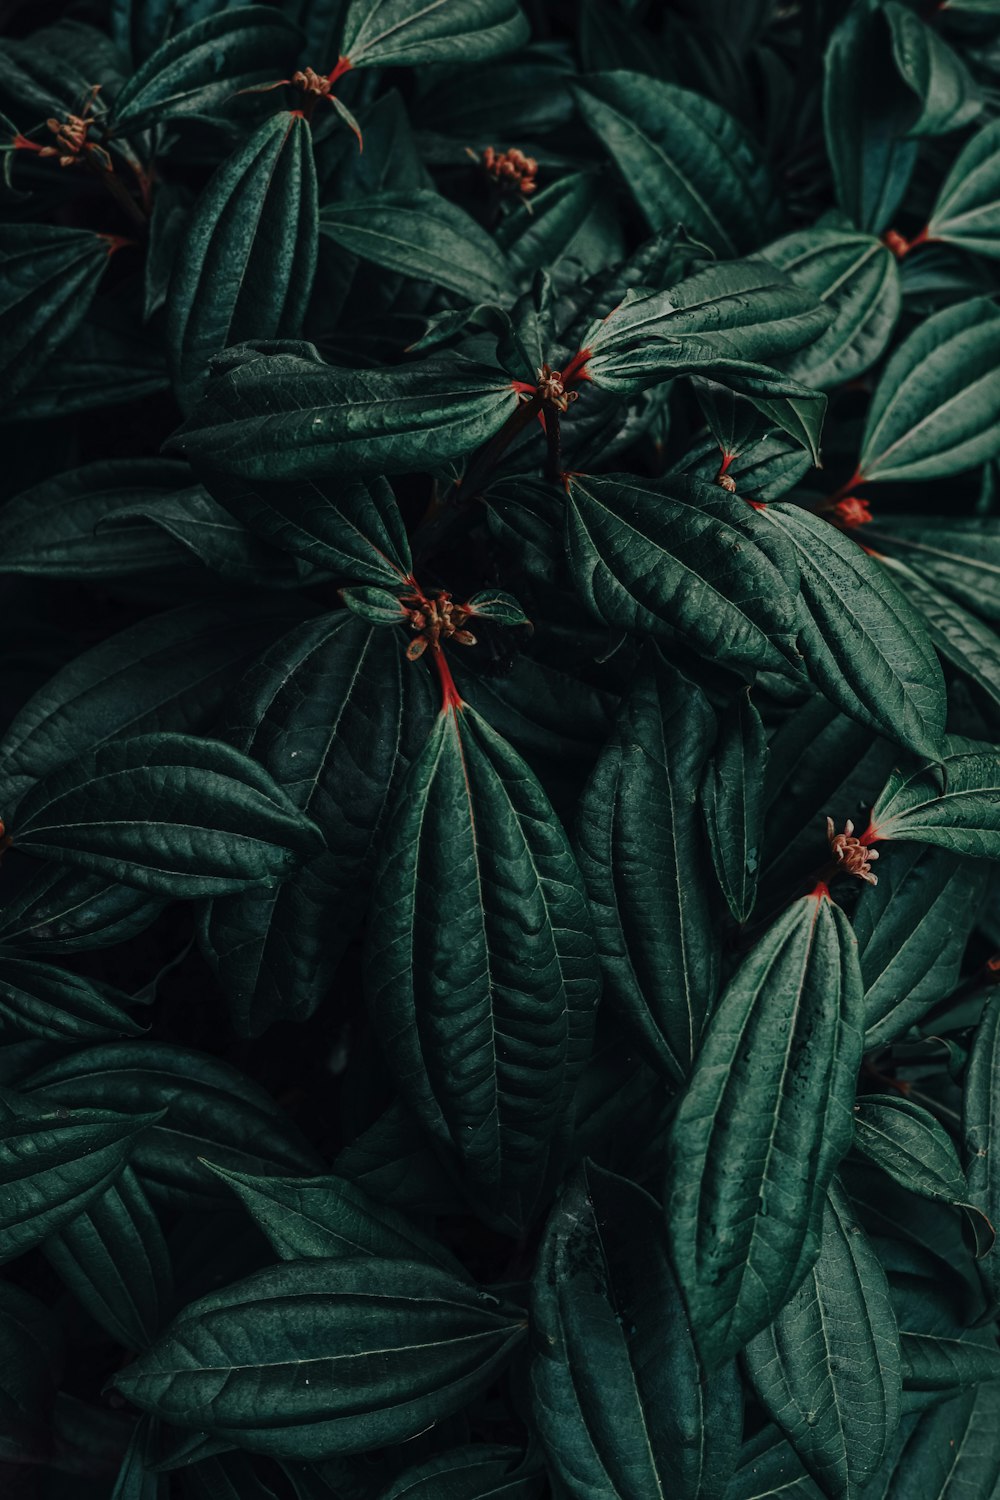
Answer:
182 1451 279 1500
666 890 864 1369
900 1331 1000 1394
200 1161 462 1274
495 172 625 288
853 844 986 1048
0 954 144 1043
672 428 811 505
169 345 517 481
723 1426 819 1500
884 1 982 137
0 225 110 402
43 1166 171 1350
167 113 318 408
0 1096 160 1265
0 865 165 954
320 189 513 303
927 119 1000 259
366 705 599 1234
864 1386 1000 1499
110 1415 163 1500
20 1041 322 1209
374 1446 543 1499
886 555 1000 718
340 0 529 69
744 1180 902 1500
870 746 1000 858
464 590 530 626
10 732 324 898
113 1259 527 1459
823 0 918 233
0 598 305 814
111 0 234 65
762 505 947 761
0 1281 62 1462
576 653 720 1082
200 615 434 1035
865 515 1000 625
340 586 410 626
764 229 901 389
963 994 1000 1302
0 459 200 578
701 688 768 924
532 1160 741 1500
858 298 1000 484
564 472 802 674
110 6 303 131
572 72 782 254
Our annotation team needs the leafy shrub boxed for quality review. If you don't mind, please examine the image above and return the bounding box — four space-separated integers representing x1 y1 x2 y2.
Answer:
1 0 1000 1495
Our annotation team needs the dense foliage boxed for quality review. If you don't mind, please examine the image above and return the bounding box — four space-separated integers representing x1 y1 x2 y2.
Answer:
2 0 1000 1494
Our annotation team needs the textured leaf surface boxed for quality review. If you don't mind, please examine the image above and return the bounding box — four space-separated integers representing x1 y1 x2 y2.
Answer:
0 954 143 1043
577 654 719 1081
871 748 1000 858
884 1 981 137
375 1446 543 1498
964 995 1000 1303
666 891 864 1369
0 225 109 402
10 732 323 898
340 0 529 69
701 689 768 924
532 1161 740 1500
113 1259 527 1459
927 119 1000 259
366 705 599 1232
744 1181 902 1500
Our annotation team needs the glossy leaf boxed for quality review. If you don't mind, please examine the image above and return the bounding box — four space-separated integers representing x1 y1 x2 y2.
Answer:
340 0 529 69
565 473 802 675
701 689 768 924
665 890 864 1369
166 112 318 407
532 1160 741 1499
366 704 599 1233
573 72 781 254
9 732 324 898
113 1259 527 1459
884 1 982 137
762 504 946 761
577 653 720 1081
870 747 1000 858
744 1180 902 1499
927 119 1000 259
0 226 110 402
858 298 1000 484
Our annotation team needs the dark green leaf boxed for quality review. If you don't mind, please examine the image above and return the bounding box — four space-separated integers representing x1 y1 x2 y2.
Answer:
927 119 1000 259
564 472 802 674
0 954 144 1043
577 653 719 1081
701 689 768 924
0 225 110 402
374 1446 543 1499
0 865 165 954
10 732 324 898
111 7 303 132
666 890 864 1369
111 1415 163 1500
167 113 318 407
366 704 599 1233
113 1259 527 1459
865 515 1000 625
744 1180 902 1500
340 0 529 69
111 0 234 66
495 172 625 288
870 746 1000 858
900 1331 1000 1393
963 994 1000 1302
572 72 781 254
0 1281 62 1462
864 1386 1000 1499
43 1165 171 1349
884 2 982 137
532 1160 740 1500
762 505 946 761
340 586 410 625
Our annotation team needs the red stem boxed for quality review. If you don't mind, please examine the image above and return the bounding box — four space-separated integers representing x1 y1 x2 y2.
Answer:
433 646 463 714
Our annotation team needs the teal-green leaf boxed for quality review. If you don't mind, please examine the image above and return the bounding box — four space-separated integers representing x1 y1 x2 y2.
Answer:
0 1097 161 1265
864 1385 1000 1499
110 1415 163 1500
112 1259 527 1459
864 515 1000 625
853 844 986 1048
858 299 1000 484
823 0 918 233
870 746 1000 858
852 1095 983 1232
43 1166 171 1350
374 1446 543 1498
576 654 720 1082
762 505 947 762
963 994 1000 1303
110 6 303 131
572 72 782 255
666 890 864 1369
320 189 513 303
744 1180 902 1500
21 1041 322 1209
565 473 802 674
111 0 233 65
0 954 144 1043
532 1160 741 1500
365 705 599 1234
200 615 433 1035
339 586 410 626
764 229 901 390
200 1161 463 1274
9 733 324 898
340 0 529 69
701 689 768 925
900 1331 1000 1394
169 345 517 482
0 865 165 954
166 113 318 408
884 1 982 137
0 1281 62 1462
0 225 110 402
927 119 1000 259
